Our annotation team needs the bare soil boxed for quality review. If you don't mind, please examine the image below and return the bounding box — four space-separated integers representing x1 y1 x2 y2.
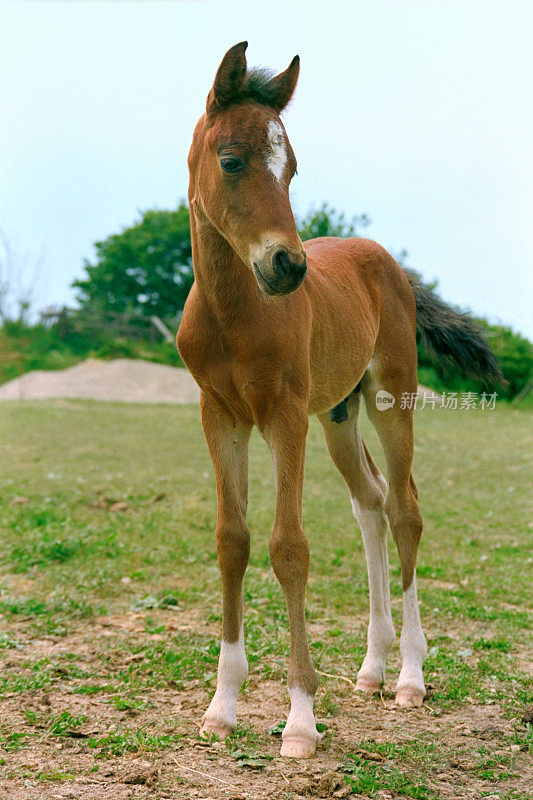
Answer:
0 610 529 800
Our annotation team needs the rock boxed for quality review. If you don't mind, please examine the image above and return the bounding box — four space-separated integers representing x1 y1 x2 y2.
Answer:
290 771 343 797
123 764 159 786
333 786 352 798
9 495 28 505
109 501 129 513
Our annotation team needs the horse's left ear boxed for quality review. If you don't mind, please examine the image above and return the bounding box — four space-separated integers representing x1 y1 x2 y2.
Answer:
265 55 300 112
207 41 248 113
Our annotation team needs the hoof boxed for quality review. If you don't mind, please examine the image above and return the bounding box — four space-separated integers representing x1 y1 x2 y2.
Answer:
280 735 317 759
355 676 382 694
200 717 233 739
394 686 425 708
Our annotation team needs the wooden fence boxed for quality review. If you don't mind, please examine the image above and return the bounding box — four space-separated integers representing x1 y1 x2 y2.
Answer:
39 307 176 343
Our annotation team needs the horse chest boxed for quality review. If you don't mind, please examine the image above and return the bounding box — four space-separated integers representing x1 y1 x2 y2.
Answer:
178 317 263 409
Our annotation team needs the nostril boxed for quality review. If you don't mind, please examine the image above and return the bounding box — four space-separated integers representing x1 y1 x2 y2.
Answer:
272 247 290 278
297 255 307 276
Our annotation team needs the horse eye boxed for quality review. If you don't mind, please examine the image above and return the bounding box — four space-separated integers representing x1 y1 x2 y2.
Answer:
220 156 244 174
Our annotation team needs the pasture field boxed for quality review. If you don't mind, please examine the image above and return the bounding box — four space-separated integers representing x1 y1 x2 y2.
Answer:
0 400 531 800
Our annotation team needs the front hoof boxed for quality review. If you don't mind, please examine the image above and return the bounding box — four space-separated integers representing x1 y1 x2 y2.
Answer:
355 676 382 694
394 685 425 708
280 735 317 759
200 716 233 739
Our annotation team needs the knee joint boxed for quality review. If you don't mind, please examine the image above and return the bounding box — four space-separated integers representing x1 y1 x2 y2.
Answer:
216 524 250 573
269 527 309 585
385 493 422 541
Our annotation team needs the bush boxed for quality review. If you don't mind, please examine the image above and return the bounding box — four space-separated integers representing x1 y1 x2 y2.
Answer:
0 321 183 386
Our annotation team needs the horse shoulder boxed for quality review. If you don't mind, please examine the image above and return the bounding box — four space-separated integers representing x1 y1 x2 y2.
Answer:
177 284 220 377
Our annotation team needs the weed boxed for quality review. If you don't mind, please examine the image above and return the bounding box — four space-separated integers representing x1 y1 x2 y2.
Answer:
0 733 27 751
112 695 148 711
342 753 439 799
225 724 273 769
88 727 182 757
48 711 88 736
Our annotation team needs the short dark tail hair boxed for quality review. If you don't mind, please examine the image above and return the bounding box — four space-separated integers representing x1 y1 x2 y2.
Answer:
404 269 504 385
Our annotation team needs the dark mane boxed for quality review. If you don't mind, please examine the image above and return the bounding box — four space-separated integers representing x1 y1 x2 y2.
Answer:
235 67 279 109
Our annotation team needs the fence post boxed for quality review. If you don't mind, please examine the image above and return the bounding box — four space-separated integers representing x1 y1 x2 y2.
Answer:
150 316 174 343
58 307 68 339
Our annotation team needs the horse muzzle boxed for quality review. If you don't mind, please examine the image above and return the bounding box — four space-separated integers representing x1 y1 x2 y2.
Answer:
253 246 307 296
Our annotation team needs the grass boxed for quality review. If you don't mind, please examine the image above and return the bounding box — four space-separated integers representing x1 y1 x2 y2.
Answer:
0 399 531 797
342 751 440 799
87 728 183 758
1 401 531 681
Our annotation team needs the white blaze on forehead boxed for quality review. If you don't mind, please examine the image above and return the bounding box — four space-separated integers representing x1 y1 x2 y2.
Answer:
266 120 287 183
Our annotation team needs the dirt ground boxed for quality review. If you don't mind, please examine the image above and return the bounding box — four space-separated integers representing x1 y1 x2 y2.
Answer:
0 609 530 800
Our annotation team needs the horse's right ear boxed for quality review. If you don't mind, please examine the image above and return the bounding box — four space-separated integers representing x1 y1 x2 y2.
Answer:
207 42 248 113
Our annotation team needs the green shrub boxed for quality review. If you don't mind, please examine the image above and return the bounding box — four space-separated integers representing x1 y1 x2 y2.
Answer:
0 321 183 386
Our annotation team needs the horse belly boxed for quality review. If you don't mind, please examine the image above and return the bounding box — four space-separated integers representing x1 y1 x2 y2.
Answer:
307 298 377 416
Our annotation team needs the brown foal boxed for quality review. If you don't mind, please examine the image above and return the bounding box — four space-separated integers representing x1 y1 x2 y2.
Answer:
177 42 502 758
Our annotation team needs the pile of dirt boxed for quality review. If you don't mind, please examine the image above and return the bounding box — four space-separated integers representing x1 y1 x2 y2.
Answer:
0 358 440 405
0 358 201 404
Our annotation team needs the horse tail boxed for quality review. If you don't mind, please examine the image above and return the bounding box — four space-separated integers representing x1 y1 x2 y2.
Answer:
404 269 504 385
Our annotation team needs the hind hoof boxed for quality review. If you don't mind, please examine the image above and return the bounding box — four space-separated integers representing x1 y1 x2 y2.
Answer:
355 676 383 694
280 735 317 759
200 716 233 739
395 686 425 708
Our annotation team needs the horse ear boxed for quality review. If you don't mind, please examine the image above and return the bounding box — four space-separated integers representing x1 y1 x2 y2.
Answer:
207 41 248 112
265 55 300 112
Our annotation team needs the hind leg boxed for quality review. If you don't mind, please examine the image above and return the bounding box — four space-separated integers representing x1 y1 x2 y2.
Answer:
363 373 427 707
318 393 395 694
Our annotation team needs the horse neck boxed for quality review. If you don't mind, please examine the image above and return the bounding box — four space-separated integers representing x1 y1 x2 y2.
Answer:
190 207 260 327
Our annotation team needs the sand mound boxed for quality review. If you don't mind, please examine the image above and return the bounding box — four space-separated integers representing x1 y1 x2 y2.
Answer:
0 359 201 404
0 358 440 405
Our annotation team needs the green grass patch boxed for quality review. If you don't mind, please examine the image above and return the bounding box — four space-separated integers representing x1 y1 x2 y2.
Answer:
342 751 439 799
88 727 183 758
0 401 530 715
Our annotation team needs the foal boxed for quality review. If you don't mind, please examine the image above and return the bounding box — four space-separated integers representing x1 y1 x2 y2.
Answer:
177 42 502 758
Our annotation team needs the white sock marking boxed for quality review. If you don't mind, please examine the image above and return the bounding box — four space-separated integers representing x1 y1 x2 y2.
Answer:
397 577 427 693
266 120 287 183
204 629 247 728
352 496 395 685
283 686 320 742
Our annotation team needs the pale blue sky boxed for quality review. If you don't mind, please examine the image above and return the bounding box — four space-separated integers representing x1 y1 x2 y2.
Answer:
1 0 532 336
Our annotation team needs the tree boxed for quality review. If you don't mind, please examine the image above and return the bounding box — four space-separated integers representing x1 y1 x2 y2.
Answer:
73 204 193 321
73 202 371 320
71 203 531 400
296 203 370 241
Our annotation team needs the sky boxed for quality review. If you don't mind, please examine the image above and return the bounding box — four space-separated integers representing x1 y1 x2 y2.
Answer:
1 0 532 337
